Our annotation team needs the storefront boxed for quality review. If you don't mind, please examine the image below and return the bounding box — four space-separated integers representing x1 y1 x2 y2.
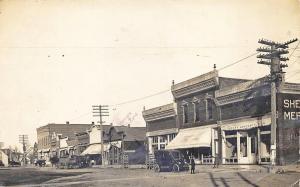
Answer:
80 143 109 165
221 115 271 164
165 125 216 164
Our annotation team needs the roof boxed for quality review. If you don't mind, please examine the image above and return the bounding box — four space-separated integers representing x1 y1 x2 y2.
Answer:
113 126 146 141
215 77 268 98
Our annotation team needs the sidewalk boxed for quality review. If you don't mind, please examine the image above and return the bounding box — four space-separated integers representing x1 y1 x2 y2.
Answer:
195 164 300 174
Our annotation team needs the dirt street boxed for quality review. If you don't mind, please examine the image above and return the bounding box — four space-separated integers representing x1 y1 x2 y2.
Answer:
0 165 299 187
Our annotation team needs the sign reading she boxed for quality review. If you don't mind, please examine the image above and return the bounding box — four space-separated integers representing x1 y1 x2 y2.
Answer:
277 93 300 128
283 99 300 120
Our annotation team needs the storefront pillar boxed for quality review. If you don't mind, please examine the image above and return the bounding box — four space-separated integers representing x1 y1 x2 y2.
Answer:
211 128 215 163
221 130 226 164
237 131 240 163
148 137 153 154
157 136 161 150
247 134 251 161
257 128 261 164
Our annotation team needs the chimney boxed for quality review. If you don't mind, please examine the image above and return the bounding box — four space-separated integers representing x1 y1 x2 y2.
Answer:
66 121 70 125
92 122 95 125
172 80 175 86
213 64 216 70
128 124 130 128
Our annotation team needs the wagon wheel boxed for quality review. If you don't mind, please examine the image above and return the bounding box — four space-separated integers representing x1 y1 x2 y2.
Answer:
154 164 160 172
172 164 179 173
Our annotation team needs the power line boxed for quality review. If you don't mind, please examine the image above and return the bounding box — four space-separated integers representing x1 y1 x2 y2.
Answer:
66 50 265 121
218 52 259 71
289 40 300 58
110 89 171 107
0 45 254 49
67 46 294 121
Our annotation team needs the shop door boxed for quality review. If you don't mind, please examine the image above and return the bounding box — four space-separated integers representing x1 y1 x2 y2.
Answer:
248 136 257 164
239 136 248 164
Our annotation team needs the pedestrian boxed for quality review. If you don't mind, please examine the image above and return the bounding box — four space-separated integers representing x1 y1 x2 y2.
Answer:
190 156 195 174
213 154 219 168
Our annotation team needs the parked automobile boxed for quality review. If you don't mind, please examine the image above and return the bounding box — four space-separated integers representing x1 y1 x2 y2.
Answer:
0 160 5 167
9 160 21 167
59 155 88 169
36 159 46 167
153 150 189 172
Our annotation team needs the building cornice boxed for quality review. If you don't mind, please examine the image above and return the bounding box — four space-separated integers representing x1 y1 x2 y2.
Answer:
143 103 176 122
172 78 218 99
279 82 300 94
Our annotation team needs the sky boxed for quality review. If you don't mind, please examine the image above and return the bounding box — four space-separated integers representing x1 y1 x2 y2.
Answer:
0 0 300 149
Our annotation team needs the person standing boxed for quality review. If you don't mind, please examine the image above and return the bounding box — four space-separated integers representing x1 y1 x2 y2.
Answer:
190 156 195 174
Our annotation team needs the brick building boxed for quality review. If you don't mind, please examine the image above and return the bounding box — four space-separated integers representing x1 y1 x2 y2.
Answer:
143 69 300 165
215 78 272 164
142 103 178 154
36 121 92 163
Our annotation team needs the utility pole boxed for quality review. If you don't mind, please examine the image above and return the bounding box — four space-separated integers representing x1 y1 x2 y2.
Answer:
92 105 109 165
257 38 298 165
19 134 28 166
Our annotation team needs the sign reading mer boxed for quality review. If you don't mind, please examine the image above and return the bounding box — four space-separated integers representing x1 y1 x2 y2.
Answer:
283 99 300 120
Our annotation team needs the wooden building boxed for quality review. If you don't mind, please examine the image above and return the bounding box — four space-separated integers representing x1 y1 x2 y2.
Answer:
108 126 146 165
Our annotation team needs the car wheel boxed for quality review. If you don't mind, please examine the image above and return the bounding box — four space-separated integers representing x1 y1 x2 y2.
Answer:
154 164 160 172
172 164 179 172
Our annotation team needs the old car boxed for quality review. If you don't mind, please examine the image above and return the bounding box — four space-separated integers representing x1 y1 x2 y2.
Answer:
9 160 21 167
59 155 88 169
36 159 46 167
153 150 189 172
0 160 5 167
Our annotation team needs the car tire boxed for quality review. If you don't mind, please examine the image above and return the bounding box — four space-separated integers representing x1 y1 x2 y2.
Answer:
172 164 179 173
154 164 160 172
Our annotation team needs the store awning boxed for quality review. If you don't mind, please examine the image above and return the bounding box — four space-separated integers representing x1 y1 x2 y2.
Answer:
80 144 109 155
165 126 212 150
110 141 122 149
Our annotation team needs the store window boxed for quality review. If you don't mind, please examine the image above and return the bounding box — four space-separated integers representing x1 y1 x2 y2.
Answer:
240 137 247 157
160 136 167 143
194 102 200 122
251 137 256 154
183 104 189 123
152 137 158 144
169 134 176 142
206 99 213 120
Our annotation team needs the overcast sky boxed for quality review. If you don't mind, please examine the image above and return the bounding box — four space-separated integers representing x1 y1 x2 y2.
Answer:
0 0 300 149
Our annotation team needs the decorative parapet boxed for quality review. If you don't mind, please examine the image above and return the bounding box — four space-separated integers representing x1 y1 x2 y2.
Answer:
215 78 270 105
171 70 219 99
142 103 176 122
279 82 300 94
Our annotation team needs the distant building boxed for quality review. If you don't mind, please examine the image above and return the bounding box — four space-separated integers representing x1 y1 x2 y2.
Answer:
80 124 112 165
36 121 92 164
108 126 146 165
